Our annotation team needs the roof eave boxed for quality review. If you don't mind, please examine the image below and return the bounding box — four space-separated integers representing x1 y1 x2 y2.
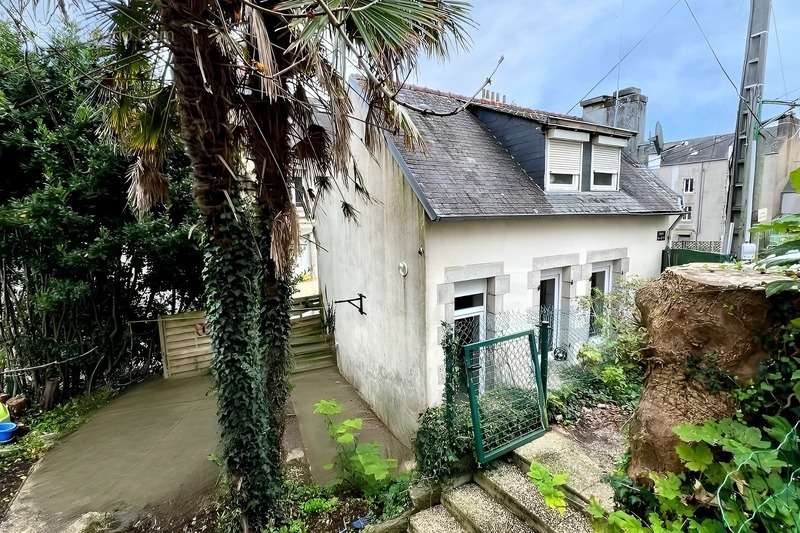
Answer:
545 116 637 138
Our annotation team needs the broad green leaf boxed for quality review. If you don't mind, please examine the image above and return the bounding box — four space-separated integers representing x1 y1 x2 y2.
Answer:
676 442 714 472
313 399 342 416
336 433 354 444
587 497 606 519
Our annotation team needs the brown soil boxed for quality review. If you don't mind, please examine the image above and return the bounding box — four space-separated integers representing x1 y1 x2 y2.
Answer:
122 504 217 532
559 403 628 475
0 456 34 521
304 497 371 533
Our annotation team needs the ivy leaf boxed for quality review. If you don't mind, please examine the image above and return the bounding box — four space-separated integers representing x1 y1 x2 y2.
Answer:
676 443 713 472
675 422 722 444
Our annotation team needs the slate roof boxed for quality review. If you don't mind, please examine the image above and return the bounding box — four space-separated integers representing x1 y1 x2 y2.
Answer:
383 85 681 220
660 133 734 166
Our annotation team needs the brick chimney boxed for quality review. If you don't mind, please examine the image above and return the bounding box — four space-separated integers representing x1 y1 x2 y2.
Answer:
580 87 647 156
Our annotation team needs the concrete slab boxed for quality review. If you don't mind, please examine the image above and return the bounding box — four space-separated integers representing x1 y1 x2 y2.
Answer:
2 375 219 533
290 365 413 484
513 429 614 510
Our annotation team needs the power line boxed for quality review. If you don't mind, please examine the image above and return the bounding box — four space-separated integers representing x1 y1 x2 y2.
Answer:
565 0 682 115
682 0 766 132
770 6 788 97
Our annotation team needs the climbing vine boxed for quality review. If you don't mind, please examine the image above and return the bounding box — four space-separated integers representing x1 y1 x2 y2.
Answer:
204 209 282 528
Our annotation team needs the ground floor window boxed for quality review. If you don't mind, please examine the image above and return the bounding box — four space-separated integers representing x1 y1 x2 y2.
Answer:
453 279 486 345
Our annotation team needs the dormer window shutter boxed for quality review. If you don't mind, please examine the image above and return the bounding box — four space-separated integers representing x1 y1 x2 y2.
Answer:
547 139 582 191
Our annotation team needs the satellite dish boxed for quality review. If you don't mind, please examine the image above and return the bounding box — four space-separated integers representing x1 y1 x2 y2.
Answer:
652 121 664 154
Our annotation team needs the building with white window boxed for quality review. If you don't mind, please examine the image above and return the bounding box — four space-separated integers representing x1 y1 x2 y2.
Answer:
314 82 681 444
648 115 800 252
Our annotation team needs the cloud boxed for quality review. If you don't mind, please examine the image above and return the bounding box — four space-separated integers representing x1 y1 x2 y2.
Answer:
415 0 800 141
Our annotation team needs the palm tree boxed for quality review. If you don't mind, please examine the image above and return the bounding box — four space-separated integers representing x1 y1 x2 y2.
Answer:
80 0 473 529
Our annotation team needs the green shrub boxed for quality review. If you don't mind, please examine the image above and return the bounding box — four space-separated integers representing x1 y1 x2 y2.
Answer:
378 475 412 520
415 402 473 481
313 399 398 499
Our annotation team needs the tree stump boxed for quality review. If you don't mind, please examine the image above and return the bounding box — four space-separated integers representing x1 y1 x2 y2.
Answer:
627 263 795 482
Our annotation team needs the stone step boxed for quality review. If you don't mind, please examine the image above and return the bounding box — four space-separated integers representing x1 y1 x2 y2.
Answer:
292 357 336 374
511 429 614 512
409 505 466 533
290 333 331 347
290 341 334 356
442 483 532 533
475 462 592 533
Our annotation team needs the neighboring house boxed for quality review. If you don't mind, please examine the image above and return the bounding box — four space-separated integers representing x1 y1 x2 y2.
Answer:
646 115 800 253
653 133 734 249
314 82 681 444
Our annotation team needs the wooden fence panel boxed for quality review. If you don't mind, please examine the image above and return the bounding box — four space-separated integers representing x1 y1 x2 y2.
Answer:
158 311 212 378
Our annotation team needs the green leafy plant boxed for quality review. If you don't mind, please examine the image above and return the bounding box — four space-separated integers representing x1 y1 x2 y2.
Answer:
587 415 799 532
314 399 398 499
300 496 339 516
527 462 569 514
378 475 412 520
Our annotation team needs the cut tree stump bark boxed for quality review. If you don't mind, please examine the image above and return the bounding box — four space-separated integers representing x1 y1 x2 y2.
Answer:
627 263 796 482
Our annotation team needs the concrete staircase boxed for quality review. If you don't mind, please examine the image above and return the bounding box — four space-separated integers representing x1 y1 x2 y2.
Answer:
290 295 336 374
408 430 610 533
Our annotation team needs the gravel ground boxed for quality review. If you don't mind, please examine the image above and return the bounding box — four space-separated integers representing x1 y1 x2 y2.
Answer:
444 483 531 533
481 462 592 533
409 505 466 533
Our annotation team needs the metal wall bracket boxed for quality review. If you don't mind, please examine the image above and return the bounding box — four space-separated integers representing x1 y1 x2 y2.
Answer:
334 293 366 316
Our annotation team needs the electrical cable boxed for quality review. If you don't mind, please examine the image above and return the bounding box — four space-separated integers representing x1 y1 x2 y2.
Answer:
565 0 682 115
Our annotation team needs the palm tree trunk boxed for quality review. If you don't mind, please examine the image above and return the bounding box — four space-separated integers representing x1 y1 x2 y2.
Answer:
246 92 294 465
161 2 282 528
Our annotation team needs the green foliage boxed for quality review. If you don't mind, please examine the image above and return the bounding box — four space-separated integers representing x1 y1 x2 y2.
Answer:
549 278 647 423
314 399 398 499
590 415 799 532
204 209 282 527
0 24 202 400
378 474 412 520
0 387 113 468
527 462 568 514
300 496 339 516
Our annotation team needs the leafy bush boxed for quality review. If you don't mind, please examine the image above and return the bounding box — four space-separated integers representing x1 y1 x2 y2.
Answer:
527 462 568 514
313 399 398 499
378 474 412 520
548 278 647 423
1 387 114 468
415 387 544 482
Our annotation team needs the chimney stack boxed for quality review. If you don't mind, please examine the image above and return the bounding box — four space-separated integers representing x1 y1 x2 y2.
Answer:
580 87 647 156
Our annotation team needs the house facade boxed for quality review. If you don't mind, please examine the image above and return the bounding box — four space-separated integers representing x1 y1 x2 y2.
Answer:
314 83 681 444
647 115 800 253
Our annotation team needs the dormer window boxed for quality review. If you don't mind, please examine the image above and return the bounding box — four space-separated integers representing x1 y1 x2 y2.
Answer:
545 129 589 192
591 135 625 191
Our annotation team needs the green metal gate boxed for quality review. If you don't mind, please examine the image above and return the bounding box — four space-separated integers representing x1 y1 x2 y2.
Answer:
463 325 550 464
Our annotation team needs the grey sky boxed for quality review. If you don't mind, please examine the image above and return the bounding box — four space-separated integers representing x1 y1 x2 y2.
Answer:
413 0 800 142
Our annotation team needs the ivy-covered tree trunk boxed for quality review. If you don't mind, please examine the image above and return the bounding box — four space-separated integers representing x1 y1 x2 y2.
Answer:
161 2 282 528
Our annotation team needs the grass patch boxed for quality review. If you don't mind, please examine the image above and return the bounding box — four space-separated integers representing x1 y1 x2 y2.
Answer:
0 388 114 517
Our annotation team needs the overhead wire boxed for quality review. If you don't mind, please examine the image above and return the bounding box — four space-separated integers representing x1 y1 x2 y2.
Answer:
770 5 789 98
565 0 682 115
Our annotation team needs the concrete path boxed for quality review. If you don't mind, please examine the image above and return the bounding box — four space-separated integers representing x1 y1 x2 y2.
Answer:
290 365 413 483
2 375 219 533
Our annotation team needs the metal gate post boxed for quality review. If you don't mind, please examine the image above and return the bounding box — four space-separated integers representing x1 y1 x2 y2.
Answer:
538 320 551 402
528 332 548 431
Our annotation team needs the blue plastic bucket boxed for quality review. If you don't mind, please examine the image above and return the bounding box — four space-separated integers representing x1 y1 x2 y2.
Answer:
0 422 16 442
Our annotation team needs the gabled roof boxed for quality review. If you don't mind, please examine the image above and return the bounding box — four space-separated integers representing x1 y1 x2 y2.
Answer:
382 84 681 220
660 133 734 166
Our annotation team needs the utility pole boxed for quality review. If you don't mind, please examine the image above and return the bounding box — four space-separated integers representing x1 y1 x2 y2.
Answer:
723 0 770 258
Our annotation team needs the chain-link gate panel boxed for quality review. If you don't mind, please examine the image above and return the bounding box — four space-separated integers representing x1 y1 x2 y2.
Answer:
463 329 548 464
